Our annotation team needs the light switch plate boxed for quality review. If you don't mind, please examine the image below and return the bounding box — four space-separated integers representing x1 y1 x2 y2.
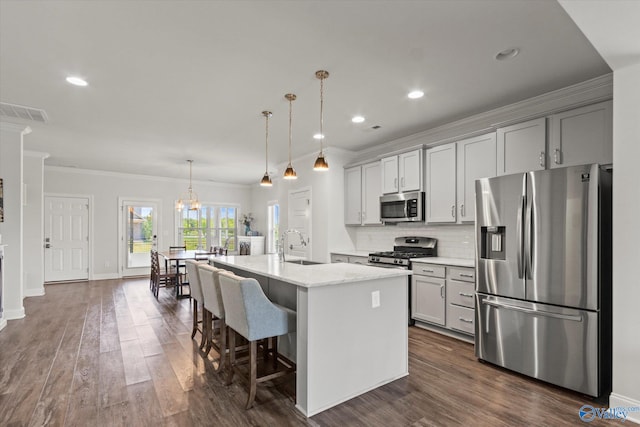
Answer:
371 290 380 308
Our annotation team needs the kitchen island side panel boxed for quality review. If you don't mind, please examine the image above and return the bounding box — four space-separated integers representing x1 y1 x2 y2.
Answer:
301 275 408 416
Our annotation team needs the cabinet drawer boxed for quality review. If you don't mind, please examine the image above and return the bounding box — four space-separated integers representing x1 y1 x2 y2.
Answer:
447 267 475 283
446 304 475 335
331 254 348 263
348 256 369 265
412 264 445 278
447 280 475 308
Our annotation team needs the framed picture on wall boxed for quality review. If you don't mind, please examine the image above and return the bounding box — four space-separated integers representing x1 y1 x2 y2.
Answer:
0 178 4 222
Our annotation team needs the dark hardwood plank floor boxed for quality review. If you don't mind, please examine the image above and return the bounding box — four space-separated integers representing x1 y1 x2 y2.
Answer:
0 277 608 426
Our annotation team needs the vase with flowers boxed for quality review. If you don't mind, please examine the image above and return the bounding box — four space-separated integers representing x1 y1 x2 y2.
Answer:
241 212 254 236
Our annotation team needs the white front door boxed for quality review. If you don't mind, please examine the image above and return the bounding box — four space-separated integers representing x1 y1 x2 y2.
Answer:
287 188 311 259
44 196 89 282
120 199 159 277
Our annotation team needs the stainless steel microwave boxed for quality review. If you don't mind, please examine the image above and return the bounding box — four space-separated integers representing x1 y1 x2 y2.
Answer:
380 191 425 223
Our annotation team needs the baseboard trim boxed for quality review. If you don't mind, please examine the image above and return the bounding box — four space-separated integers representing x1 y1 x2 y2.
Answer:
0 318 7 331
24 288 45 297
3 307 26 320
91 273 120 280
609 393 640 424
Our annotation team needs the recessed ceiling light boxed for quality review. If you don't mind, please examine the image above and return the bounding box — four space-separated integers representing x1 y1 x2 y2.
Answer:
352 115 365 123
66 76 88 86
408 90 424 99
495 47 520 61
313 133 324 140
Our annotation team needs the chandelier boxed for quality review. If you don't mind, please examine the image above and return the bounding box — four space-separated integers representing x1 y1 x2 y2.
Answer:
176 160 201 211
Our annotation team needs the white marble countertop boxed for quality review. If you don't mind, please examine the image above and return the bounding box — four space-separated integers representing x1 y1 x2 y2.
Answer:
411 257 475 268
209 254 411 288
329 250 372 258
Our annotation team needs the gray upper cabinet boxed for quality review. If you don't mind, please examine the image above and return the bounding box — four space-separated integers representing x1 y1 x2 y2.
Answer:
497 117 546 176
548 100 613 168
344 161 382 226
456 133 497 222
426 143 457 223
381 149 422 194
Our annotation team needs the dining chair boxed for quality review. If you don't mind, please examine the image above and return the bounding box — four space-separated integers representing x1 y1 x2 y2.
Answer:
218 272 296 409
150 249 177 299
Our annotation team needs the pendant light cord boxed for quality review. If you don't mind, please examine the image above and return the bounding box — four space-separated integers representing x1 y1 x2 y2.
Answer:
288 97 293 165
319 75 324 155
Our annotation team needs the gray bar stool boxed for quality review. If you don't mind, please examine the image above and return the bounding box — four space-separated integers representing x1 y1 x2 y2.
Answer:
197 263 228 371
218 272 296 409
185 259 207 348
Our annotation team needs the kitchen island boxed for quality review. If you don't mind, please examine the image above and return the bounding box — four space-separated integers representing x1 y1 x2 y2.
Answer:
210 254 411 417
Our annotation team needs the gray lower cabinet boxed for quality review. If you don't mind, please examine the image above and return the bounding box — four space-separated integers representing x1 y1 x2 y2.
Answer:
411 265 446 326
445 267 475 335
412 262 475 337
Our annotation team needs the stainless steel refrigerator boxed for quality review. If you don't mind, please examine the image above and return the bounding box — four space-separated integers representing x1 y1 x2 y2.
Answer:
474 163 611 397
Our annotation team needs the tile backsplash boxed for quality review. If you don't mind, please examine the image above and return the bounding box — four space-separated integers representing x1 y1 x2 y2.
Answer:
355 223 475 259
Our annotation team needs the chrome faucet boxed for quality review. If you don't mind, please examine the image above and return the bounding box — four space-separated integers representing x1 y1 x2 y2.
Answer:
279 229 307 262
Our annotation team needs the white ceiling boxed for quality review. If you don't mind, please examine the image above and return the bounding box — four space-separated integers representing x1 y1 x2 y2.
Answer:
0 0 611 185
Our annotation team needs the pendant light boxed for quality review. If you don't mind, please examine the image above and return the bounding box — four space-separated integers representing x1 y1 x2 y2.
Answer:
283 93 297 179
176 160 201 211
260 110 273 186
313 70 330 171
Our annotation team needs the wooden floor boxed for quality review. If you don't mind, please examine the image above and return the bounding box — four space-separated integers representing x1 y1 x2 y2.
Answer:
0 277 608 426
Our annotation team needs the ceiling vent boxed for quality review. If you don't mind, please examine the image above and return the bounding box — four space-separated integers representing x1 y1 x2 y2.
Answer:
0 102 48 123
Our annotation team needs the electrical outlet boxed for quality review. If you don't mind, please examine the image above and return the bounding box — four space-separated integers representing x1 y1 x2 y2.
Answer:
371 290 380 308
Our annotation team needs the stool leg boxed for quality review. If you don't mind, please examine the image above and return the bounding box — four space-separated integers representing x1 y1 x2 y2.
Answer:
204 312 212 356
199 309 208 350
191 299 198 339
272 337 278 370
246 340 257 410
217 319 226 373
226 329 236 386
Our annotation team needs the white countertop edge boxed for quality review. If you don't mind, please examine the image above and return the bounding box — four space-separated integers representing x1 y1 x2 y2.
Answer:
329 250 372 258
411 257 475 268
210 254 411 288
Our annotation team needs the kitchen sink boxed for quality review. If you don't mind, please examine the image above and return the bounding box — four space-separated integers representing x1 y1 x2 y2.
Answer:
285 259 323 266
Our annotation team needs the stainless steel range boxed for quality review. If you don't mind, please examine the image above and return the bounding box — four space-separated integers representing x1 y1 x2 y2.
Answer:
368 236 437 267
369 236 437 324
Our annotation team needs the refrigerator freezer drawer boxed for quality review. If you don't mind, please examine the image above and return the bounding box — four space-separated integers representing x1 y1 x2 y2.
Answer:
475 294 600 396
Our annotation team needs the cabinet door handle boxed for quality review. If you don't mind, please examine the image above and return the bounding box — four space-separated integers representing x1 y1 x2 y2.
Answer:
459 292 474 298
458 317 473 324
394 177 398 190
460 204 464 217
362 211 366 221
451 205 456 218
554 148 562 165
539 151 546 168
440 285 445 299
400 177 405 189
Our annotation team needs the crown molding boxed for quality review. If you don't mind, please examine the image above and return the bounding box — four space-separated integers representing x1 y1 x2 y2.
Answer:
356 73 613 159
24 150 50 159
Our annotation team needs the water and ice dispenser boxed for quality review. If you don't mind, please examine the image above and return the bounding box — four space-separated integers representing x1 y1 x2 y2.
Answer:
480 226 506 260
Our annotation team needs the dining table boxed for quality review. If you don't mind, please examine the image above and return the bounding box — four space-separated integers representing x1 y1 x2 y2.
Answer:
159 249 215 298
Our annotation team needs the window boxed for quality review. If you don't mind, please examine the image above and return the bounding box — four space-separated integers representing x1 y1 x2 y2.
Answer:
267 202 280 253
177 205 237 252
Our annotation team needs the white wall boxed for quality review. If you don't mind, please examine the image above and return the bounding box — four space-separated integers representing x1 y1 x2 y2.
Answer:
611 62 640 412
249 147 356 263
0 123 28 321
44 166 252 279
23 151 47 296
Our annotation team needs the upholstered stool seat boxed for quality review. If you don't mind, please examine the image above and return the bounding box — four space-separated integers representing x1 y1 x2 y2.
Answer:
185 259 207 348
197 263 228 371
219 272 296 409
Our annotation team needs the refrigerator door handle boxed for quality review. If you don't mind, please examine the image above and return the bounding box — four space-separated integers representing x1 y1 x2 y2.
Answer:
524 196 534 280
482 300 583 322
516 195 525 279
